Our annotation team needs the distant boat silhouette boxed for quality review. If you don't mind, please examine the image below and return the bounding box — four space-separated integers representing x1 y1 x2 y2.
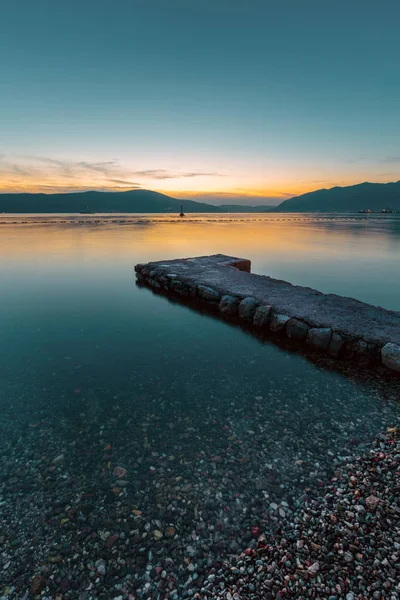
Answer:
179 205 185 217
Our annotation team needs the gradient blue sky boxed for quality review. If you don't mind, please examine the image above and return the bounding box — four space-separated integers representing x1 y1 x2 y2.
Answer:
1 0 399 204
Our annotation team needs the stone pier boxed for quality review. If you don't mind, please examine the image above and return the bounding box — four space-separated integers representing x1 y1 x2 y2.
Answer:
135 254 400 374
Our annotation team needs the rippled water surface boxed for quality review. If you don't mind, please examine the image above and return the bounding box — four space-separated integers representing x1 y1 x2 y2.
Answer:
1 214 400 597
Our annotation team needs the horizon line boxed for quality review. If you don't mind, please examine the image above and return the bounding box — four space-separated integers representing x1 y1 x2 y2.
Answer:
0 179 399 205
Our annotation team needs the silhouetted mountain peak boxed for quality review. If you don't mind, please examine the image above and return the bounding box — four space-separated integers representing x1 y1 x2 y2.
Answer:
0 189 276 214
275 181 400 213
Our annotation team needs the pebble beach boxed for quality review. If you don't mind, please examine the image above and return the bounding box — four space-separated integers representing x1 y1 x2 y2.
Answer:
1 376 399 600
204 426 400 600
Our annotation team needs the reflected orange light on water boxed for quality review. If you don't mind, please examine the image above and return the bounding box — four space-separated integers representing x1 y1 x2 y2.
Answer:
2 215 400 310
0 216 392 266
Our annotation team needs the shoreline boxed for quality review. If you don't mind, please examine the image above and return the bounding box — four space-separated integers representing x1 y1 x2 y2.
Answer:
1 212 400 226
199 424 400 600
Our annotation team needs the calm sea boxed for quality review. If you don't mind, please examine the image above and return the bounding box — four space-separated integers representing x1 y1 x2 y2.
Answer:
1 213 400 594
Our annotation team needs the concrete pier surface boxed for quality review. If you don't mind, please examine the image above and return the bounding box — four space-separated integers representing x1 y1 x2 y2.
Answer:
135 254 400 374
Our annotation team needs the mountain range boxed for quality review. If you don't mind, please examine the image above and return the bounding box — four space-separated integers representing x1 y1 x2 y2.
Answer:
0 190 270 213
275 181 400 213
0 180 399 213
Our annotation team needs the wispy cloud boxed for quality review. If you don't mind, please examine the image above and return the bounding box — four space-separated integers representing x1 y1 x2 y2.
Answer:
77 161 119 174
130 169 223 180
11 163 29 175
182 171 222 178
32 157 67 166
232 188 292 198
30 156 74 177
0 155 135 192
108 179 141 187
0 154 224 193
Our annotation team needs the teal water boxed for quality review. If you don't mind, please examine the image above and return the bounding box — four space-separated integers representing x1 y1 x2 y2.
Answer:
1 214 400 467
0 214 400 596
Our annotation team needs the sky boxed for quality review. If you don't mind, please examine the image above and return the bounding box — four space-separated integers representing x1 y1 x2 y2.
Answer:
0 0 399 205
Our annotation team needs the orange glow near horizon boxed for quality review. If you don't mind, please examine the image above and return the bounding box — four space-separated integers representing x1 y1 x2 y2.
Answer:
0 177 301 201
0 153 398 203
0 169 311 198
0 175 394 203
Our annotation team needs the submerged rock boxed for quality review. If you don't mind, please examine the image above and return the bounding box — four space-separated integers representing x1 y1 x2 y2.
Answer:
95 559 106 575
307 327 332 350
238 297 258 320
286 318 309 340
366 494 380 510
113 466 127 479
197 285 220 302
270 312 290 332
105 533 119 548
253 304 271 326
219 295 239 316
153 529 163 540
52 454 64 466
30 575 44 595
381 342 400 372
328 332 345 356
165 526 176 538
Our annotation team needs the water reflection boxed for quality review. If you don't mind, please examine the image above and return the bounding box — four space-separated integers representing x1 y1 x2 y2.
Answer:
2 214 400 309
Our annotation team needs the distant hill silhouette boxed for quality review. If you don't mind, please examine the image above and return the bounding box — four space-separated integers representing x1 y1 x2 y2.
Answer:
0 189 275 213
1 181 399 213
0 190 219 213
275 181 400 212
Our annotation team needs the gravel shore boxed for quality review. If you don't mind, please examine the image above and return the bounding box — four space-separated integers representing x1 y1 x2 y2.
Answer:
200 426 400 600
1 368 399 600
